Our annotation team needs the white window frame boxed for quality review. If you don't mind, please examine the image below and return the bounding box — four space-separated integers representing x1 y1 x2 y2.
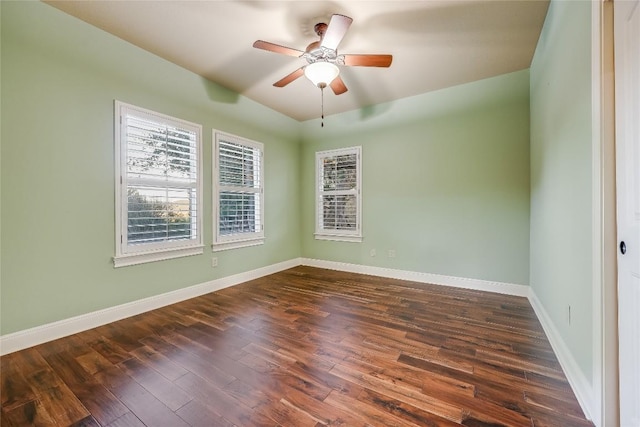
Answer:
213 130 265 251
114 101 204 267
315 146 362 242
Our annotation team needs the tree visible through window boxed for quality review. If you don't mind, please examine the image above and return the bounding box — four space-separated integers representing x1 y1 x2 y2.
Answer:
114 102 203 267
126 119 197 244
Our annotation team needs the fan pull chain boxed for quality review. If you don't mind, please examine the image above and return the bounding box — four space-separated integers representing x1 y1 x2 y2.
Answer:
321 86 325 128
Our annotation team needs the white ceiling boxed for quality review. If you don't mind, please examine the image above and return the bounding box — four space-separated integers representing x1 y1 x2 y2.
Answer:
45 0 549 122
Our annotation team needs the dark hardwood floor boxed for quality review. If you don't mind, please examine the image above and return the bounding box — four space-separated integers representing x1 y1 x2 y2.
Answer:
1 266 593 426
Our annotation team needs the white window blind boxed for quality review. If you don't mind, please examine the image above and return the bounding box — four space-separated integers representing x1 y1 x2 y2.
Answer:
213 131 264 251
315 146 362 242
114 102 203 267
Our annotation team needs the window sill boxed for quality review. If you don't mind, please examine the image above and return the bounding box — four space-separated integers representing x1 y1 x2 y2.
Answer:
212 237 264 252
113 245 204 268
314 233 362 243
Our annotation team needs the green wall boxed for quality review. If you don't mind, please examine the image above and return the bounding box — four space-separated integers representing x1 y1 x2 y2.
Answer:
529 0 593 382
0 1 301 335
300 71 531 285
1 1 535 339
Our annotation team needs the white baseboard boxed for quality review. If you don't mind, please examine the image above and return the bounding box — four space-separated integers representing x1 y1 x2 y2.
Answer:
2 254 592 424
528 289 594 421
0 258 302 356
0 258 530 356
301 258 530 297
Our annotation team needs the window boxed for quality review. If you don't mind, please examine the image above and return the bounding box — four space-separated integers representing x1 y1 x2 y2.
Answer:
213 131 264 251
114 101 203 267
315 146 362 242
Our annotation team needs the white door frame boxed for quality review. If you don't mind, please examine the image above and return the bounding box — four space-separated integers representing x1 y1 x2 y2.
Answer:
591 1 618 427
613 0 640 425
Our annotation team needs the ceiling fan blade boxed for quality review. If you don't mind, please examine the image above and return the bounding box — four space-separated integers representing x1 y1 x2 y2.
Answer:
273 67 305 87
253 40 304 57
343 54 393 67
320 14 353 50
330 76 348 95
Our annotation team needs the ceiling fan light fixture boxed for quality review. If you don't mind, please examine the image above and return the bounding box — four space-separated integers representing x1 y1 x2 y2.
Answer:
304 62 339 88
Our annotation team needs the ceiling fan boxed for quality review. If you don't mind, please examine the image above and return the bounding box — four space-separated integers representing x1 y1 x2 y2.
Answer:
253 14 393 95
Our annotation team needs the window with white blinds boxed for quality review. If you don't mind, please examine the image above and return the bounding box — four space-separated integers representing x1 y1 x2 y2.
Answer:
315 146 362 242
114 101 203 267
213 131 264 251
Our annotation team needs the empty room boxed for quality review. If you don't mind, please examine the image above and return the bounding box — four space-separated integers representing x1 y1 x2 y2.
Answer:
1 1 637 426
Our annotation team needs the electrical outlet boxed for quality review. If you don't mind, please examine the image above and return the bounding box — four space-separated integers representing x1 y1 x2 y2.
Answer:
370 249 376 257
211 257 218 268
388 249 396 258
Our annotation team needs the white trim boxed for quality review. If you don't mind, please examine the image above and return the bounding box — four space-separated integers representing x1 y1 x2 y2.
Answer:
591 1 605 426
0 258 301 356
114 245 204 267
213 130 265 249
300 258 529 297
212 237 264 252
114 101 204 264
528 288 595 422
314 233 363 243
315 146 363 241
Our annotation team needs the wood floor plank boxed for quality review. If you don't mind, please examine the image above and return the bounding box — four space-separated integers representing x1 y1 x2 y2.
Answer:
329 360 465 423
71 381 130 427
1 266 594 427
1 399 57 427
1 354 37 411
174 399 237 427
75 349 114 376
118 357 193 411
87 337 132 365
95 366 190 427
222 378 272 409
523 389 586 420
140 334 236 388
278 383 367 426
242 343 332 399
173 372 254 426
12 348 90 425
69 415 101 427
105 412 146 427
129 345 189 382
324 389 424 427
355 387 462 427
253 399 319 427
39 349 129 426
